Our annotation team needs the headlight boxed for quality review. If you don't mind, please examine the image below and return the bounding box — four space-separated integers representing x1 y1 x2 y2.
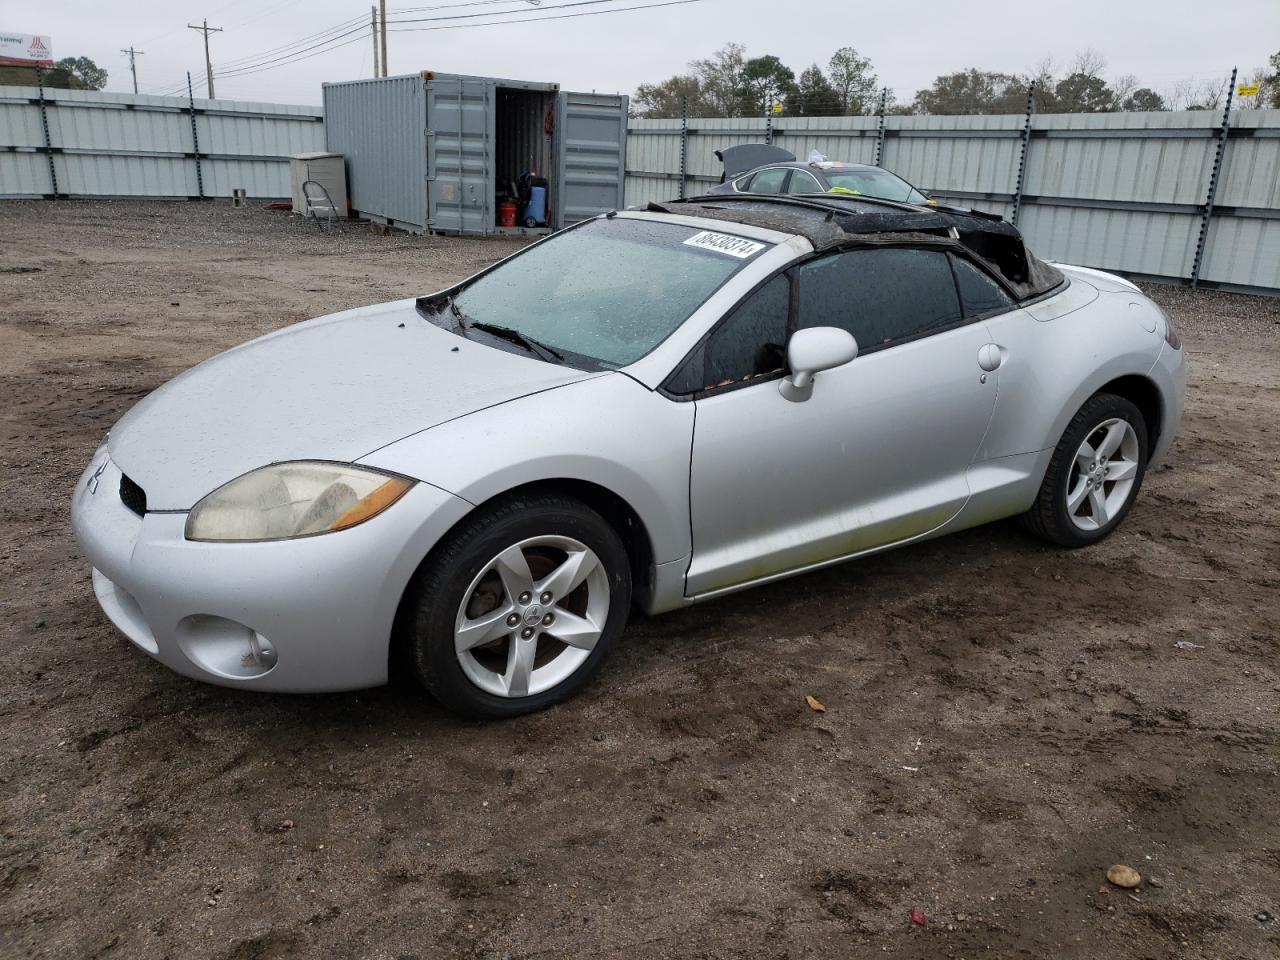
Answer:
185 461 413 542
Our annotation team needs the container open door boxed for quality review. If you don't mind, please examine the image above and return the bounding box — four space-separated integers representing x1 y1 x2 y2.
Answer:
426 75 494 234
555 92 628 227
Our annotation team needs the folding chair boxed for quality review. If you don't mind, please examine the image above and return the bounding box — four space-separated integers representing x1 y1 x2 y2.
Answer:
301 179 342 232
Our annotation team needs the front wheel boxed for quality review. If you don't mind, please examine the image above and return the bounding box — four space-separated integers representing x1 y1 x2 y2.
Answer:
1022 392 1149 548
402 494 631 718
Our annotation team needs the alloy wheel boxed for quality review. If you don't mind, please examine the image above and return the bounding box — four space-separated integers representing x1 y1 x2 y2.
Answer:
453 535 610 698
1065 417 1141 532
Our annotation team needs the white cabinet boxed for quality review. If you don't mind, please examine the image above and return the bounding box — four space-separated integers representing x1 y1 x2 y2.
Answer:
289 153 347 216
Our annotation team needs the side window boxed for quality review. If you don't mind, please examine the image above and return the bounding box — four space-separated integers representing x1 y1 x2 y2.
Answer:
733 174 753 192
951 255 1015 317
667 275 790 395
704 275 790 388
746 168 788 195
787 170 823 195
796 248 963 353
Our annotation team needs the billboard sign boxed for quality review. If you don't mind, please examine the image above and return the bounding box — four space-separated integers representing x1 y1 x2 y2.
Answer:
0 33 53 68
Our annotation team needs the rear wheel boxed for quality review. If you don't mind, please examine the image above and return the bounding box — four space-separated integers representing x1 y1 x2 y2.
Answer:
402 494 631 718
1022 392 1149 548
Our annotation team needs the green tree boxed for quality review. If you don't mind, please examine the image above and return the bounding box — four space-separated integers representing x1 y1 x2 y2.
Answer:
737 55 796 116
1265 51 1280 108
827 46 877 115
912 69 1023 114
52 56 108 90
1120 87 1166 111
794 64 843 116
1053 72 1114 112
633 75 713 118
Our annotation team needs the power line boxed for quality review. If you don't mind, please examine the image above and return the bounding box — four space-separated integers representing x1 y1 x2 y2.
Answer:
156 0 532 77
141 0 710 94
140 0 562 91
214 0 705 81
215 0 554 74
216 26 371 78
211 16 368 70
386 0 707 32
134 0 255 47
390 0 687 27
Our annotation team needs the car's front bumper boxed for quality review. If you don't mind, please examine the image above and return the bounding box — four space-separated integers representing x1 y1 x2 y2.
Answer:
70 447 472 692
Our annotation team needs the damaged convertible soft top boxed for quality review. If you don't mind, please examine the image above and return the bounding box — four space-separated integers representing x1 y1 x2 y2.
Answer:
648 194 1065 302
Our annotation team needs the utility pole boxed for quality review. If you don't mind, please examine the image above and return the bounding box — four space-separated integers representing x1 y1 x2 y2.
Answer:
187 19 223 99
120 46 144 94
370 6 379 76
379 0 388 77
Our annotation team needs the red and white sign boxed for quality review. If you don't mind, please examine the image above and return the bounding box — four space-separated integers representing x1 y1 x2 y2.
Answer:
0 33 54 68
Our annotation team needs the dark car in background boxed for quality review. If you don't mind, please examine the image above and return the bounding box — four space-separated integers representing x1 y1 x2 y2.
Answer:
707 144 929 204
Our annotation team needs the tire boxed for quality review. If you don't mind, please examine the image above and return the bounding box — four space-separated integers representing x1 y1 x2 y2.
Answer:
1021 392 1149 548
401 493 631 718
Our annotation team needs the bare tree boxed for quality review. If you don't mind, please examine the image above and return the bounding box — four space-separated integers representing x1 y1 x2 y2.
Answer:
1165 76 1230 111
1070 49 1108 79
689 43 748 117
1110 73 1139 105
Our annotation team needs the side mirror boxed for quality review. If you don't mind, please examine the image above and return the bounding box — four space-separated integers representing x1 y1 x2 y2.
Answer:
779 327 858 402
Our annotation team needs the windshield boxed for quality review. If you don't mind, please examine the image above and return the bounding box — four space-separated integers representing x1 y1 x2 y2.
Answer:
826 168 928 203
449 218 769 367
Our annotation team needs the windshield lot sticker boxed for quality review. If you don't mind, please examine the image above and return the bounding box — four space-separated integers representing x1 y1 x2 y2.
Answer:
683 231 766 259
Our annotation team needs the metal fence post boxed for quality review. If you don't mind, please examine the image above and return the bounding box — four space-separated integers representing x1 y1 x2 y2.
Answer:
874 87 887 166
1011 82 1035 227
187 72 205 199
1191 66 1237 288
35 67 59 199
764 101 773 145
678 96 688 200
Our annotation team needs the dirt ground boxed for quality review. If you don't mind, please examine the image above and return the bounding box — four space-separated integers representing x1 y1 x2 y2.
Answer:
0 200 1277 960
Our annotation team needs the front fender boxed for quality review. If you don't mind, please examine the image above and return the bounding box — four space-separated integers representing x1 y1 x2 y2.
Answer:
357 374 696 564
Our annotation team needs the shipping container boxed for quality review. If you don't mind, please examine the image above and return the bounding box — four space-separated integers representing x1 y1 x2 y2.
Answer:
322 72 627 236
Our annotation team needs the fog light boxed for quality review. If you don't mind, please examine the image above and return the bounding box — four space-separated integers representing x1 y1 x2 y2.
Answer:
176 615 279 680
246 631 278 671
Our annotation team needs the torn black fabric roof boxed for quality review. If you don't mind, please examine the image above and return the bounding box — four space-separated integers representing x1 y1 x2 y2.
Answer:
647 195 1065 301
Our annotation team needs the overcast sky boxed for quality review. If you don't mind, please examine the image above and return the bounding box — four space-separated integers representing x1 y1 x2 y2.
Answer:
17 0 1280 105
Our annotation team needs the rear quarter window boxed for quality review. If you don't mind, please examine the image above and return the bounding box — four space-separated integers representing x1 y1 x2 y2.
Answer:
951 255 1015 317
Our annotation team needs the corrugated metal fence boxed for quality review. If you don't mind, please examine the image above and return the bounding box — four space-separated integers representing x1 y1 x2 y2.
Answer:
2 85 1277 295
0 85 323 199
626 110 1280 295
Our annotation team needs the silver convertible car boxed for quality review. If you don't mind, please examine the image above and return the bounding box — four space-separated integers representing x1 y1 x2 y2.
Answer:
72 193 1185 717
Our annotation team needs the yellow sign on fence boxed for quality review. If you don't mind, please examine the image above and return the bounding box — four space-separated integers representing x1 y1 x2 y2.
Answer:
1237 83 1261 97
771 102 784 115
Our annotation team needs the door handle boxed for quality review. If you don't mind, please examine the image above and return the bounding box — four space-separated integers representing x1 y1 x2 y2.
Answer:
977 343 1005 372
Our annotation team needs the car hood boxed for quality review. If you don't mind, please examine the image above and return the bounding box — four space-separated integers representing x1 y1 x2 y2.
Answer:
108 298 600 510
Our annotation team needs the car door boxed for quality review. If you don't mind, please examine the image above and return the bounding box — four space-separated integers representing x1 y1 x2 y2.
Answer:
743 167 789 195
684 246 999 597
786 168 824 195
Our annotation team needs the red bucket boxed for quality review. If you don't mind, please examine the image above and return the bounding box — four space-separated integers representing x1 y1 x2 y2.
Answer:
498 202 517 228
